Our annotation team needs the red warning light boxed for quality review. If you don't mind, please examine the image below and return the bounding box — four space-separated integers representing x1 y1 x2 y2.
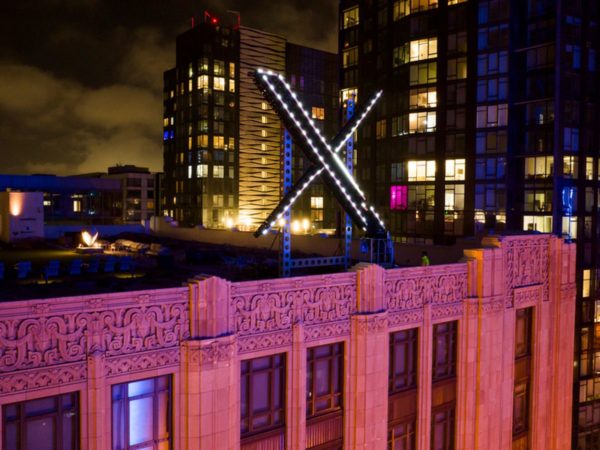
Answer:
211 17 218 24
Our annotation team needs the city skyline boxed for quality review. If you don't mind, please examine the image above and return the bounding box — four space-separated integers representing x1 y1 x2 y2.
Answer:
0 0 337 175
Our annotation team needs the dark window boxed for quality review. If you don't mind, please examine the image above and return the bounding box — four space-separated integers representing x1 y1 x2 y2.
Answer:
513 308 533 446
307 343 344 416
241 354 286 436
433 322 457 380
389 329 418 393
112 375 172 450
3 392 79 450
431 405 455 450
515 308 533 359
388 419 416 450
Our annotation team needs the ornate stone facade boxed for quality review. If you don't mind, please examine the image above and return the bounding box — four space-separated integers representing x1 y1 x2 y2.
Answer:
0 234 576 450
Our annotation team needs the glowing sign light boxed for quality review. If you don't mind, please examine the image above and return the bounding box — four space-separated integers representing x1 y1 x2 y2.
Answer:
252 69 386 238
81 230 99 247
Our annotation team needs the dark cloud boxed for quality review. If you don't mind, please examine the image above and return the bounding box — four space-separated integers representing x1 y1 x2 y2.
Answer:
0 0 337 175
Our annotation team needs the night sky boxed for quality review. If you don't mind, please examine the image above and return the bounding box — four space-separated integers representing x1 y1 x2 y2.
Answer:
0 0 337 175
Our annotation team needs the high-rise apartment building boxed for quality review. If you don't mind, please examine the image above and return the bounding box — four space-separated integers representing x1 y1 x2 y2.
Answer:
163 16 338 232
339 0 600 447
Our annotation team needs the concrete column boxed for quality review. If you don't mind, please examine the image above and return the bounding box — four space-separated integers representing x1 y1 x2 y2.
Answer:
417 303 432 450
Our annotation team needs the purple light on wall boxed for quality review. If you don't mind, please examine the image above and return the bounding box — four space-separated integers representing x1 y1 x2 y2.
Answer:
390 185 408 210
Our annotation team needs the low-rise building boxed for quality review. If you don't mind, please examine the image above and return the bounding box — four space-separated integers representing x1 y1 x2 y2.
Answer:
0 234 575 449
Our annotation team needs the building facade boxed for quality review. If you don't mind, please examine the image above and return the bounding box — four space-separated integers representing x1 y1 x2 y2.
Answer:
163 17 339 232
0 234 575 449
338 0 599 445
104 165 156 223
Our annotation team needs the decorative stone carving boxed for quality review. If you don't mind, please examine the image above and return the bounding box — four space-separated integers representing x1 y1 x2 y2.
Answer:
304 321 350 342
432 303 463 320
513 285 542 309
231 275 356 335
105 349 180 377
504 237 549 302
0 299 189 373
238 331 292 354
0 363 87 395
388 310 423 328
385 266 467 312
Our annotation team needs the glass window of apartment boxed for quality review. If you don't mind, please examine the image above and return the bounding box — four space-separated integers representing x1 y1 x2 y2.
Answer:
447 57 467 80
214 77 225 91
112 376 172 450
523 215 552 233
241 354 286 436
411 0 439 13
342 6 359 29
408 160 436 182
408 111 436 133
343 47 359 68
214 60 225 76
197 164 208 178
3 392 79 450
409 62 437 86
563 156 578 179
310 196 324 209
513 308 533 445
524 156 553 179
213 165 224 178
476 104 508 128
433 321 457 380
445 159 465 181
306 343 343 416
311 107 325 120
391 185 409 210
432 407 455 450
214 136 225 149
524 189 552 212
197 75 209 90
585 157 594 180
390 329 418 392
393 0 410 20
445 185 465 211
409 88 437 109
377 119 387 139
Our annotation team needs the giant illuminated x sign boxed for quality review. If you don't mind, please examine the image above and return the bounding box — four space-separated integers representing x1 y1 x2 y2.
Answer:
252 69 386 238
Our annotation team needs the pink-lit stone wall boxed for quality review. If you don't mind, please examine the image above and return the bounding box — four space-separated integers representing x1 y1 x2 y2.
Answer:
0 234 576 449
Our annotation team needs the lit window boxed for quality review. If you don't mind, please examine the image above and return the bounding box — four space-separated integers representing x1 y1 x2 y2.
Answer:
310 196 324 209
229 62 236 78
393 38 437 66
197 75 209 90
198 135 209 148
586 157 594 180
213 165 224 178
163 117 169 127
376 119 387 139
563 156 578 179
343 47 359 68
197 164 208 178
445 184 465 210
261 130 268 138
393 0 410 20
447 57 467 79
408 111 436 133
340 88 358 103
214 60 225 76
311 107 325 120
342 6 359 29
228 79 235 93
408 160 436 181
188 165 192 179
73 200 81 212
261 102 268 110
583 269 591 298
409 88 437 109
214 77 225 91
525 156 553 179
213 136 225 149
523 216 552 233
261 170 267 179
112 376 172 450
390 185 408 210
445 159 465 181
